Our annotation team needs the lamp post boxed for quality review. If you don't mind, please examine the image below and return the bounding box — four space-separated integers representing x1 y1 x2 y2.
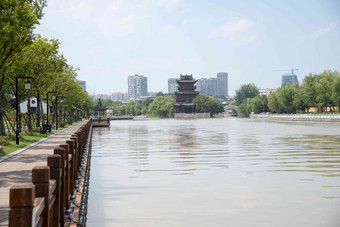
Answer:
16 77 32 144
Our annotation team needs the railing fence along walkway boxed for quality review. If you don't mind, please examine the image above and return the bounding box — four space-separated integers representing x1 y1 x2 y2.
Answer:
8 119 92 227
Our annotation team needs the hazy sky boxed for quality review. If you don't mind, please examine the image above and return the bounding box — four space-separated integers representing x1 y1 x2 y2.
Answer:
35 0 340 95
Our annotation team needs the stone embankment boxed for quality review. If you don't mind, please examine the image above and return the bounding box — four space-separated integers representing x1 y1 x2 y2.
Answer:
175 113 211 119
250 113 340 122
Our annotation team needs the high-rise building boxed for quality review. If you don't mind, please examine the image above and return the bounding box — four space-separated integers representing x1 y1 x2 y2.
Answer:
281 73 298 87
128 74 148 100
217 72 228 97
77 80 86 91
168 78 178 93
208 78 217 96
197 78 209 96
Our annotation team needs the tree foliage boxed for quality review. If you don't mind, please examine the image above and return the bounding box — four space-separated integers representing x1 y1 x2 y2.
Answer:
235 83 259 105
268 70 340 113
193 95 224 116
234 83 263 115
0 2 94 136
148 96 175 118
0 0 47 135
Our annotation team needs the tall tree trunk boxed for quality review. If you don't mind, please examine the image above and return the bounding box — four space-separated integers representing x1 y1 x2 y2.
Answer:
0 72 6 136
0 93 6 136
36 93 41 128
27 96 32 131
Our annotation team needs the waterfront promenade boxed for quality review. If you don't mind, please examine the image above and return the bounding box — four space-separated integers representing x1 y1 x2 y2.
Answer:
0 123 85 226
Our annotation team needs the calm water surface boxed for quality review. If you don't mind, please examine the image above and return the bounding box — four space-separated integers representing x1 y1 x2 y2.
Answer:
87 117 340 227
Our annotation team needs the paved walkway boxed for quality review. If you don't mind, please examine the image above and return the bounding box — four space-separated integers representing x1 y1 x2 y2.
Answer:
0 123 84 226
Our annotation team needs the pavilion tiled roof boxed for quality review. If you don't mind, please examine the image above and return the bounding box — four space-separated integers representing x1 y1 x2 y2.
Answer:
93 99 107 111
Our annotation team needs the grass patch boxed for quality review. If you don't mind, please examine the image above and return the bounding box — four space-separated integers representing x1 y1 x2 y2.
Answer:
0 131 53 157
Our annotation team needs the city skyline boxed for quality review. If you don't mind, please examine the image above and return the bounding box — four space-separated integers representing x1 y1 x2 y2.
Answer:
35 0 340 95
196 72 228 97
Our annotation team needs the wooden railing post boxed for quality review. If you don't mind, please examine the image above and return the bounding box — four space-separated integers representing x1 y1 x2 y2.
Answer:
53 147 65 226
48 155 61 227
9 184 35 227
71 135 80 193
66 139 75 195
59 143 71 216
32 166 50 227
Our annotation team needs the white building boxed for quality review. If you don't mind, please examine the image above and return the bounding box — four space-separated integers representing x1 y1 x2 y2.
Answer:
19 97 48 114
128 74 148 100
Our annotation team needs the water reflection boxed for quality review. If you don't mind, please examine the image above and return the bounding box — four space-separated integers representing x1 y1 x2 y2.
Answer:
128 125 149 166
269 134 340 177
87 118 340 227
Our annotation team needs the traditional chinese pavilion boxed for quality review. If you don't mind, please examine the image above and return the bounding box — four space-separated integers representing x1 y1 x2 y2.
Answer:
92 99 110 127
173 74 200 113
93 99 107 117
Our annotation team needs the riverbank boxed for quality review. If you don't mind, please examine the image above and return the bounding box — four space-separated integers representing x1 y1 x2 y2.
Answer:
249 113 340 122
0 120 92 226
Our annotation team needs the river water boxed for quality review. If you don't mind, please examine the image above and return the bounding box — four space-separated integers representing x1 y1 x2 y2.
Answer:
87 117 340 227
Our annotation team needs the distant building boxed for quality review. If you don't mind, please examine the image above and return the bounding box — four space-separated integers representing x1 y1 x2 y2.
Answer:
147 91 157 97
197 72 228 97
197 78 209 96
208 77 217 96
77 80 86 91
168 78 178 93
282 73 298 86
110 92 129 102
217 72 228 97
128 74 148 100
173 74 200 113
259 88 276 96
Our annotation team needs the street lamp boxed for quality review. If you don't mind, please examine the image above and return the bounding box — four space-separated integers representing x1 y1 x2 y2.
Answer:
16 77 32 144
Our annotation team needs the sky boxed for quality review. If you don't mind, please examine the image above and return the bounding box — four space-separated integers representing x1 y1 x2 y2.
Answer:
35 0 340 96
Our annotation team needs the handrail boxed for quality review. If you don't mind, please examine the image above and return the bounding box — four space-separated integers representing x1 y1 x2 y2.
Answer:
8 119 92 227
34 197 45 227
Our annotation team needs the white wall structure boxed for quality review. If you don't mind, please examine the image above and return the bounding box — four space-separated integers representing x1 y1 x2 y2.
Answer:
19 97 48 114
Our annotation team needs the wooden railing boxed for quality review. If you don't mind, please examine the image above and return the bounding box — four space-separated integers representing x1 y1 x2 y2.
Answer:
8 119 92 227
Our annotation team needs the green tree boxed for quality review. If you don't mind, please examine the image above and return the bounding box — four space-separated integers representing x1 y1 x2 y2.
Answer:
268 92 281 113
193 95 224 117
7 37 66 128
332 75 340 109
302 73 318 111
235 83 259 105
118 106 125 116
315 71 335 112
156 91 164 96
249 96 262 113
0 0 47 135
148 96 175 118
107 101 123 116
